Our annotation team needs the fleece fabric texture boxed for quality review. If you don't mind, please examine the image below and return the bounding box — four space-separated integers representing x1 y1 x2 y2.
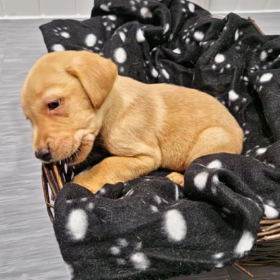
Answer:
39 1 280 279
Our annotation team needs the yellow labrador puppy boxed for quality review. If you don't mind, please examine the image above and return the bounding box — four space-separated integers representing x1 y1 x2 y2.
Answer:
21 51 243 193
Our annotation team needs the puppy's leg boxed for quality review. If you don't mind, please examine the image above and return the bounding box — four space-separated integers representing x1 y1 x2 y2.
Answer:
166 172 184 187
185 127 243 168
73 155 160 193
167 127 242 187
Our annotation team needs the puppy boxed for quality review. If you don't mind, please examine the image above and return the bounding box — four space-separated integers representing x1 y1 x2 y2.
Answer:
21 51 243 193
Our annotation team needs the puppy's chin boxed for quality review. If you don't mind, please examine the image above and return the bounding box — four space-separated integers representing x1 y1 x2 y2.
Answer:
65 142 94 166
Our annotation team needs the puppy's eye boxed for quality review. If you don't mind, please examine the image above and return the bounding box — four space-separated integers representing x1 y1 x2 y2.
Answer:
48 100 61 110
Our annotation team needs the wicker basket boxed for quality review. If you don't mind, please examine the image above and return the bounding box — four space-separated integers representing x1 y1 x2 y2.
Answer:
42 161 280 277
39 16 280 277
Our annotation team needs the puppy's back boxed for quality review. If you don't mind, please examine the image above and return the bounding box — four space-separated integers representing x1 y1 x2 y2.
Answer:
147 83 244 169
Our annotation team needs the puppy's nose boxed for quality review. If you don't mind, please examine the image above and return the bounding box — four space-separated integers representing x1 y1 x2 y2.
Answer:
35 148 52 162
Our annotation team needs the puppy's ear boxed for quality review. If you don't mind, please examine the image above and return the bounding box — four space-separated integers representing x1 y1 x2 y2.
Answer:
66 51 118 109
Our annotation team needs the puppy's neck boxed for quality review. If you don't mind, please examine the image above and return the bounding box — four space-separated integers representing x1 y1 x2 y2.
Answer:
98 76 141 134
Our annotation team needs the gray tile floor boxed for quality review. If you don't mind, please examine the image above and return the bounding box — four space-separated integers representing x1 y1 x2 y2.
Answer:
0 13 279 280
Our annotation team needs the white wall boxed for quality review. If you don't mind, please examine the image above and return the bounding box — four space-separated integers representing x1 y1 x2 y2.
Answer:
193 0 280 13
0 0 280 19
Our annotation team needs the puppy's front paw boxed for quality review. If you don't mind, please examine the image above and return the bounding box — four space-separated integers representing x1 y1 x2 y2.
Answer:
166 172 184 187
72 174 104 194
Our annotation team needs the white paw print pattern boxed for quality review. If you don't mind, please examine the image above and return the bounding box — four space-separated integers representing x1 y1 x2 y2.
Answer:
53 26 70 38
64 262 74 279
161 68 170 79
180 0 187 14
154 195 168 205
117 27 128 43
259 49 278 70
260 50 268 61
140 6 152 18
130 252 150 270
136 28 145 42
100 2 112 12
113 28 130 73
180 0 196 15
51 44 65 52
264 204 279 219
213 248 226 268
150 205 159 212
163 23 170 35
164 209 187 242
241 75 249 85
114 47 127 64
173 47 181 54
155 63 170 80
211 54 231 73
256 147 268 156
246 145 269 158
260 49 274 61
130 0 152 18
188 2 195 13
148 195 165 212
193 159 223 191
234 230 255 257
150 64 159 78
66 209 88 241
84 33 103 52
199 41 211 49
241 123 249 143
182 23 204 45
234 29 244 52
109 238 150 270
102 14 118 32
130 0 137 11
249 64 260 73
259 73 273 83
254 73 273 91
234 29 244 42
253 44 261 53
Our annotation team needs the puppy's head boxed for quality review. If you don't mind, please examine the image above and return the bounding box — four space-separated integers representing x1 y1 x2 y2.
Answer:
21 51 117 165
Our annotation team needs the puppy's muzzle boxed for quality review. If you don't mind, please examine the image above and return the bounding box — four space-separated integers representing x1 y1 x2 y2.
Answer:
35 148 52 162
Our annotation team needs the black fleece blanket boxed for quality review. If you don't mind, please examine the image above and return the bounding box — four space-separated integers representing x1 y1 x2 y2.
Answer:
40 1 280 279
